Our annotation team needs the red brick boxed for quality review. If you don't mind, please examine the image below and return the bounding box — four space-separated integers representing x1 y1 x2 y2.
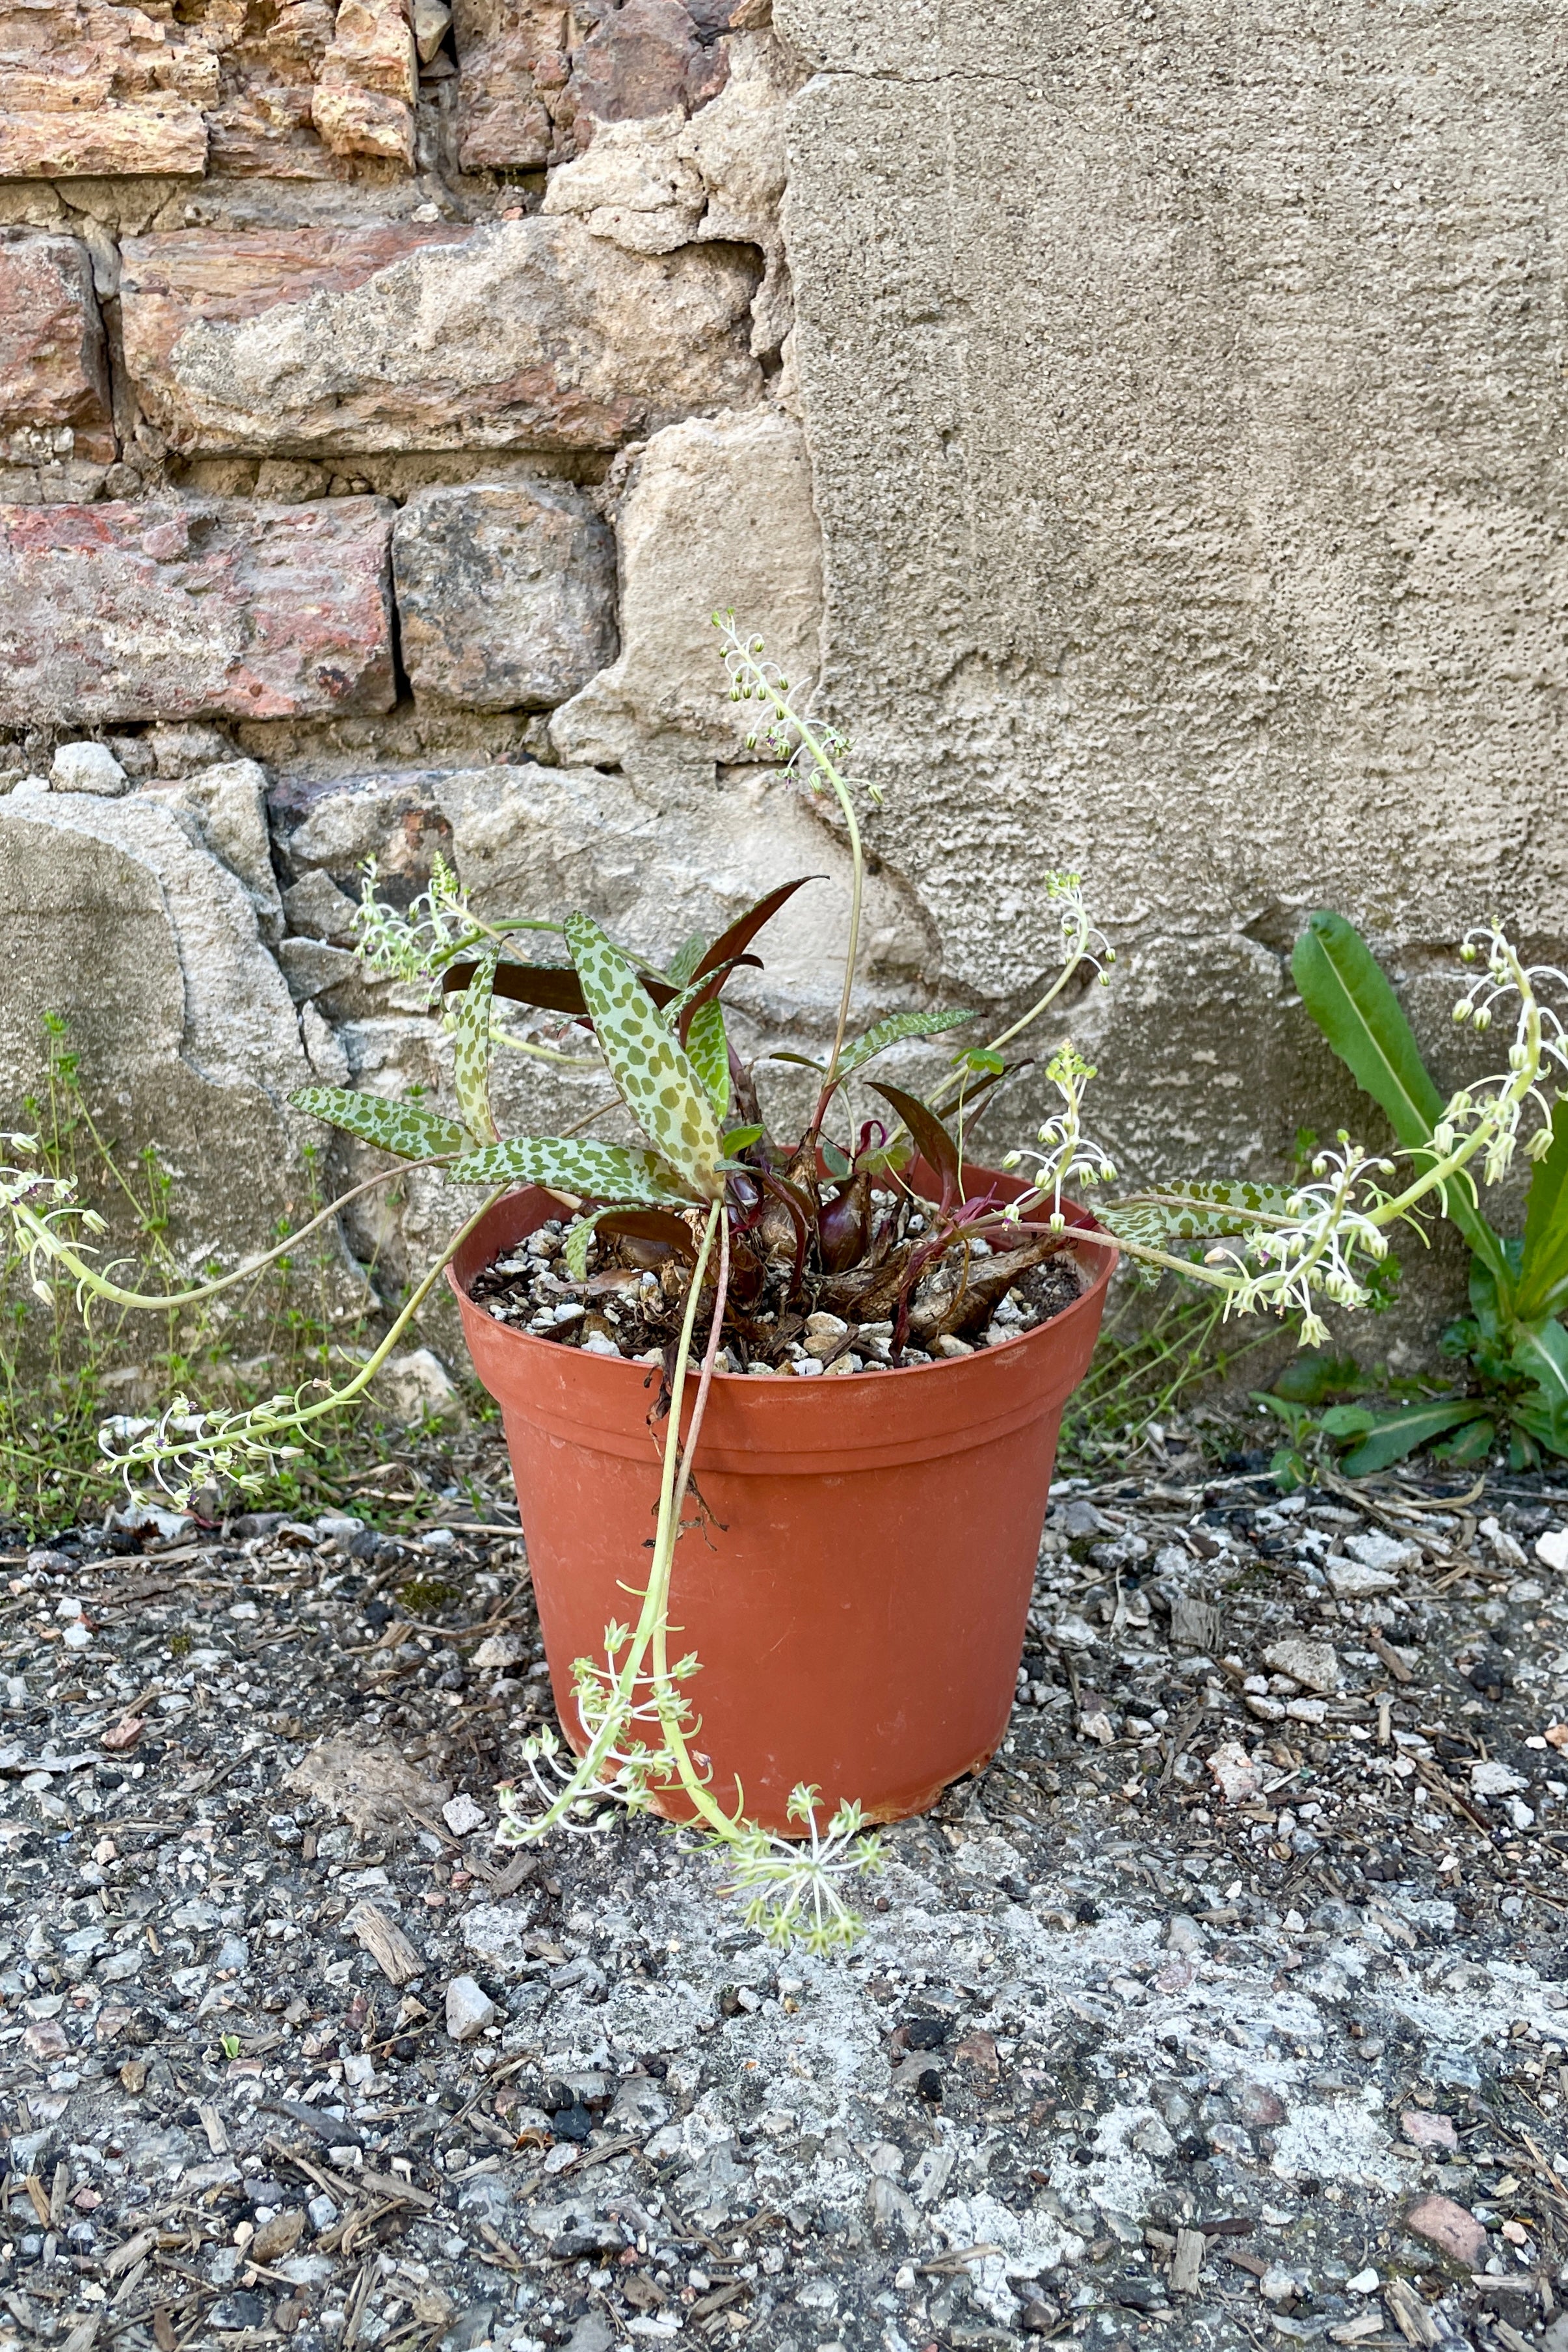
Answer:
0 232 114 464
0 498 395 726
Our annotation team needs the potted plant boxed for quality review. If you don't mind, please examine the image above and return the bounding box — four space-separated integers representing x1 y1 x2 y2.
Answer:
6 620 1563 1947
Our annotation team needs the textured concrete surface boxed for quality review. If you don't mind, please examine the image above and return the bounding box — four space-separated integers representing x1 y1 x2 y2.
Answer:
778 0 1568 1190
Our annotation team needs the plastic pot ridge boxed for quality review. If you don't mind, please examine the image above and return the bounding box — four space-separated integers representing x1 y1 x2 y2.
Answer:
449 1166 1114 1832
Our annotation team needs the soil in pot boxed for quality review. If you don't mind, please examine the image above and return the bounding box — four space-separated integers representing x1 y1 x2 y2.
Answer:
467 1192 1088 1376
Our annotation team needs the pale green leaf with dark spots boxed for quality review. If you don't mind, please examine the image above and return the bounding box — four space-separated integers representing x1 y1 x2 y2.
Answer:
291 1087 467 1162
667 931 708 987
1100 1181 1299 1251
685 1000 730 1121
565 914 726 1199
450 947 499 1144
836 1007 976 1078
449 1136 696 1201
564 1211 607 1279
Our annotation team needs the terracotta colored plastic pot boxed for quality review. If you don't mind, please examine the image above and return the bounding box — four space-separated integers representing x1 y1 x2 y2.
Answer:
449 1166 1114 1832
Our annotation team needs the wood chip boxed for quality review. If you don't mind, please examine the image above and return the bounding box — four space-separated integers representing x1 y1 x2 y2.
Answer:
918 2243 1003 2275
343 1899 425 1986
1171 2226 1204 2295
105 2226 159 2278
1386 2275 1439 2346
1370 1634 1415 1684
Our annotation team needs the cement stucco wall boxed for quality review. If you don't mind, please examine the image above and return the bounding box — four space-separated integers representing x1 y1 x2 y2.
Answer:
780 0 1568 1201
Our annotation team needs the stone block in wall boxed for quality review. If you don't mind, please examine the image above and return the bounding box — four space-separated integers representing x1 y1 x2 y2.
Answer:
392 481 617 712
0 0 213 179
0 497 395 727
550 404 821 775
119 219 760 457
0 791 317 1283
452 0 739 172
144 758 286 946
0 233 114 468
311 0 418 164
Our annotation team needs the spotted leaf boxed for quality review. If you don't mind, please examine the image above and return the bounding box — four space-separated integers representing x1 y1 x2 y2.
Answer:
291 1088 468 1162
565 914 726 1199
450 948 499 1145
448 1136 696 1203
685 1000 731 1123
1100 1181 1299 1251
836 1007 976 1079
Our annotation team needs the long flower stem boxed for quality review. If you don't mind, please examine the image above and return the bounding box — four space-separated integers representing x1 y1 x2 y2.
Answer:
651 1205 732 1829
107 1183 511 1484
16 1160 450 1316
929 903 1093 1112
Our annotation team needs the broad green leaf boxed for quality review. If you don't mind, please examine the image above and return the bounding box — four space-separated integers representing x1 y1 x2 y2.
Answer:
1512 1392 1568 1460
1271 1349 1364 1406
1518 1099 1568 1321
836 1007 976 1080
291 1086 467 1162
565 914 726 1199
721 1123 764 1155
450 949 499 1145
685 1000 730 1121
449 1136 695 1202
1318 1404 1378 1438
1336 1396 1491 1476
1291 911 1507 1279
1511 1312 1568 1412
1431 1414 1496 1465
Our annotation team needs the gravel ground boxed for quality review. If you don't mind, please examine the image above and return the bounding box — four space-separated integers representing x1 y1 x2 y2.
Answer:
1 1462 1567 2352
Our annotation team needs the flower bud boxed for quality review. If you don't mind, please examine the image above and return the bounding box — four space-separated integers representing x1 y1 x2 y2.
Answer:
1452 1000 1471 1023
1473 1006 1491 1031
1460 941 1478 962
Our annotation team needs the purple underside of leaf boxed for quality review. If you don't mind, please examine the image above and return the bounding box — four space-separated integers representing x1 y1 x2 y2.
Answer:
691 877 820 985
869 1081 960 1199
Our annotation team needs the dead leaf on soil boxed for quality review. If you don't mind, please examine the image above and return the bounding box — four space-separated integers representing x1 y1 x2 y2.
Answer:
283 1737 449 1840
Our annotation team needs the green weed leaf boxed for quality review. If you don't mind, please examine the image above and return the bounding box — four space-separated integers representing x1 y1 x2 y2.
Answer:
1511 1312 1568 1414
1271 1348 1363 1406
565 915 726 1200
1292 911 1504 1276
1518 1099 1568 1321
1336 1396 1491 1475
291 1087 468 1162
